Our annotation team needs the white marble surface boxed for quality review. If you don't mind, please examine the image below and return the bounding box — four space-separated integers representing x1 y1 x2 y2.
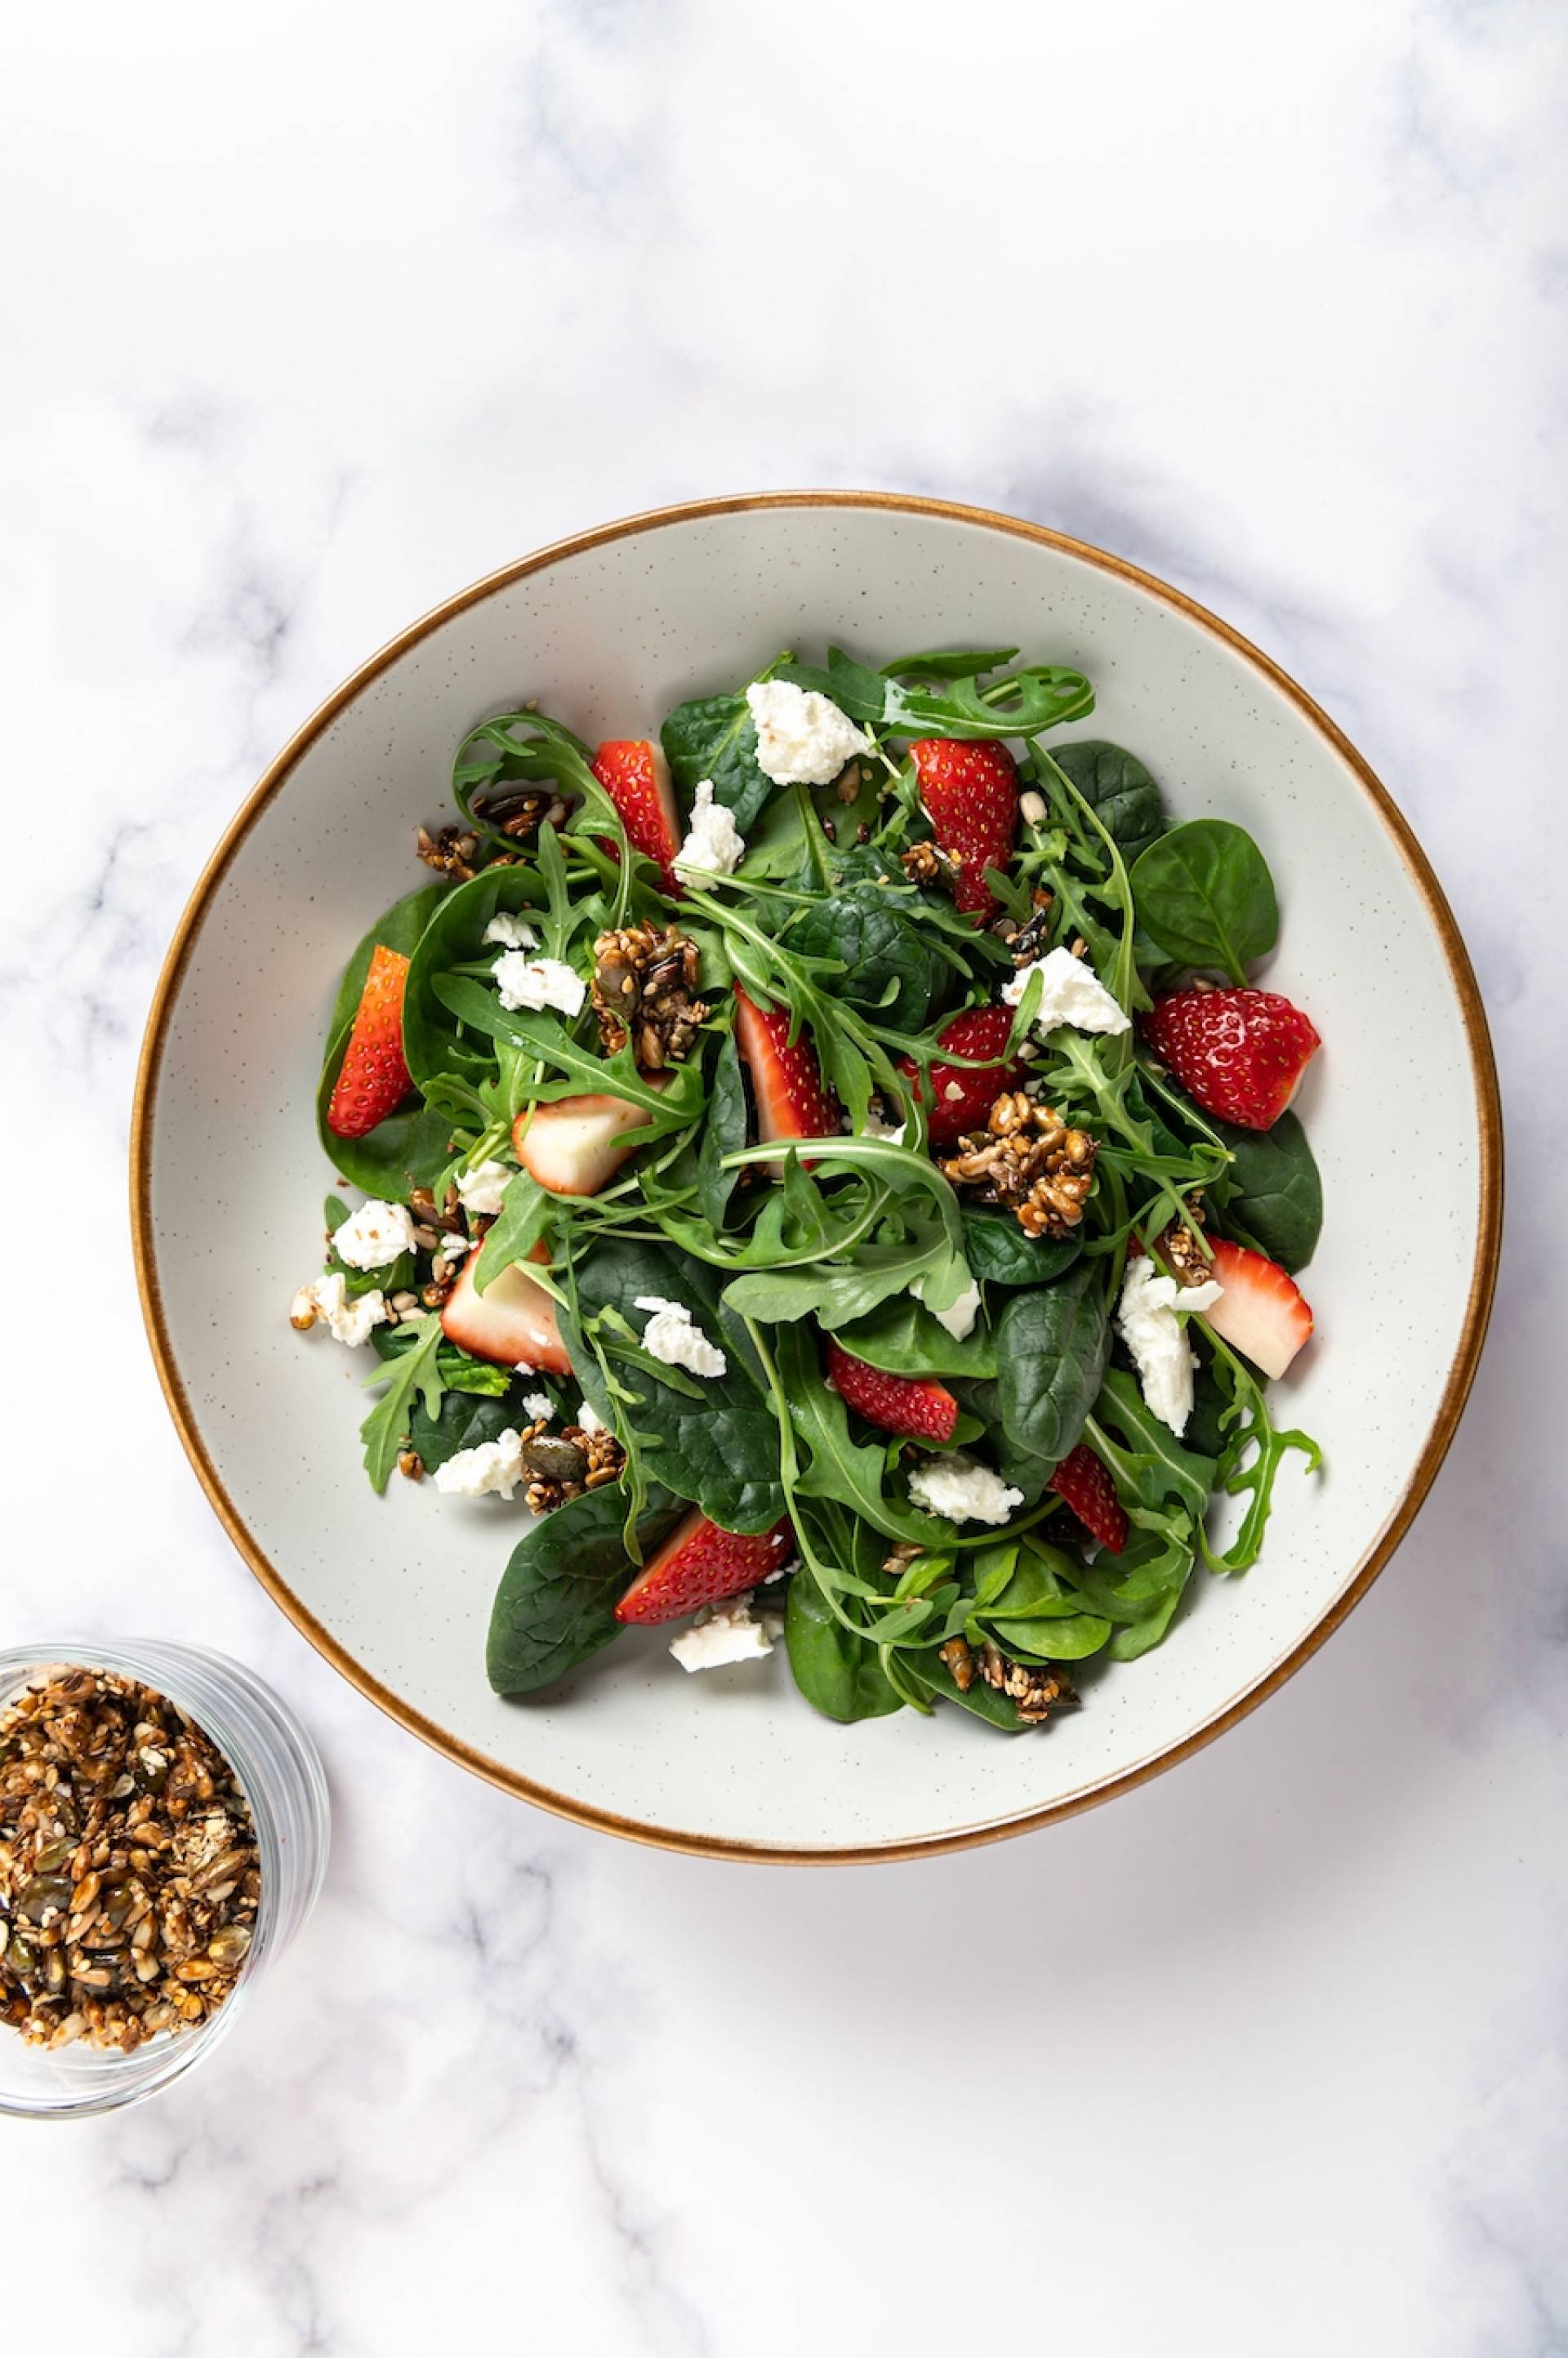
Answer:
2 2 1563 2347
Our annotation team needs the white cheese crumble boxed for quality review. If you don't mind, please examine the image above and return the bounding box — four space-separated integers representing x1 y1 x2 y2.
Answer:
906 1450 1023 1527
483 911 540 950
745 679 871 786
1115 1255 1225 1436
1002 945 1131 1038
519 1392 555 1424
293 1273 389 1347
674 777 746 879
492 952 586 1018
915 1272 982 1341
456 1158 514 1218
432 1428 528 1500
576 1400 606 1436
858 1106 906 1145
331 1198 416 1272
634 1296 728 1378
669 1591 784 1672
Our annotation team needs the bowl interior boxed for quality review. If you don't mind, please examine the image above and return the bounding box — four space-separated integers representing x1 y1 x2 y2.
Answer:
137 500 1495 1857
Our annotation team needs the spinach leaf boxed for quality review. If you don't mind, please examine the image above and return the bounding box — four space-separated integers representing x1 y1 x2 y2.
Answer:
1049 742 1167 869
486 1482 682 1696
402 865 549 1090
959 1264 1110 1488
661 694 774 834
784 1576 904 1722
786 884 947 1031
1211 1110 1322 1272
407 1390 519 1473
833 1294 998 1380
316 881 452 1193
960 1210 1081 1290
697 1029 747 1228
1130 819 1278 984
564 1238 786 1531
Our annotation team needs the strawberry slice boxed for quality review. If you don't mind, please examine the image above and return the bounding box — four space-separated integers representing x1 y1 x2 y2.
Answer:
614 1509 795 1625
1048 1442 1129 1553
513 1081 667 1197
898 1005 1026 1148
441 1240 571 1375
909 738 1019 918
1200 1238 1313 1379
327 944 414 1139
1141 987 1320 1130
733 986 840 1158
591 740 684 894
825 1339 959 1443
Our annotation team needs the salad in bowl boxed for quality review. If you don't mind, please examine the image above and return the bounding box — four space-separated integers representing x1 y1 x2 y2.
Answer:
294 644 1322 1732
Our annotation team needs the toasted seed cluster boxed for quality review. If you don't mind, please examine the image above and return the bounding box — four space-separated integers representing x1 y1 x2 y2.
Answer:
898 840 963 896
1159 1211 1210 1283
590 923 709 1068
973 1639 1076 1725
0 1668 261 2053
523 1420 626 1516
415 822 483 882
939 1091 1099 1238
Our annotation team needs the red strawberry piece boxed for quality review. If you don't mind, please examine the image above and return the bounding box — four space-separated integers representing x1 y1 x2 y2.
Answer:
327 943 414 1139
898 1005 1027 1148
908 738 1019 918
1140 987 1321 1130
591 739 684 893
1200 1238 1313 1380
441 1240 572 1375
614 1509 795 1625
733 986 840 1160
513 1080 668 1197
825 1339 959 1444
1048 1442 1129 1553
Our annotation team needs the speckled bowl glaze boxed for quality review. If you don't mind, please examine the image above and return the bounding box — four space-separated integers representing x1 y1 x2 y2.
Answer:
132 493 1502 1861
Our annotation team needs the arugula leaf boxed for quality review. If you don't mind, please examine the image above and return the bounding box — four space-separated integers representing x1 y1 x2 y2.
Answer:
372 1322 514 1398
775 649 1094 742
776 1324 956 1549
661 694 775 833
471 1171 554 1298
784 1575 905 1722
1130 819 1278 984
1210 1111 1322 1272
881 646 1020 681
1086 1368 1216 1518
359 1316 445 1493
487 1482 682 1696
1048 741 1168 870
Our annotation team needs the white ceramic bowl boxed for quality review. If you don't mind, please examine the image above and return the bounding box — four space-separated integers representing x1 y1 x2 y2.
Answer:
132 493 1502 1862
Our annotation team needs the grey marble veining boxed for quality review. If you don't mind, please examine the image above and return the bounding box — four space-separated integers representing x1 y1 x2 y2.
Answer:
2 1 1564 2350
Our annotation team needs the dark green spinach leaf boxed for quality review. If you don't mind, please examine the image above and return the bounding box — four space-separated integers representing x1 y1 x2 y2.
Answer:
784 1576 904 1722
662 695 774 834
786 884 947 1031
1048 741 1167 869
960 1210 1081 1290
487 1482 682 1696
1212 1110 1322 1272
1130 819 1278 984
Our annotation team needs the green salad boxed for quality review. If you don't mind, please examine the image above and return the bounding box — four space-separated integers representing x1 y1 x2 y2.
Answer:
295 644 1323 1731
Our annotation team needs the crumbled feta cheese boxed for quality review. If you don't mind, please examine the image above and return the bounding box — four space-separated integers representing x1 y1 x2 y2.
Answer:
634 1296 728 1378
1002 945 1131 1038
295 1272 389 1347
432 1428 528 1500
483 911 540 951
456 1158 514 1218
906 1450 1023 1527
669 1591 782 1672
492 952 586 1018
746 680 871 786
1116 1255 1225 1435
674 777 746 879
916 1272 982 1340
576 1400 606 1436
331 1198 416 1272
519 1392 554 1424
858 1106 906 1145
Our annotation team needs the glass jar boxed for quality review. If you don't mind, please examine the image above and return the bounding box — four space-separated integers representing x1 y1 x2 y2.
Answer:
0 1638 329 2119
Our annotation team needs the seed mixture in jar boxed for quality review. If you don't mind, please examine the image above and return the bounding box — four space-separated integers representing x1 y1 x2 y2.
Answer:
0 1666 260 2053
